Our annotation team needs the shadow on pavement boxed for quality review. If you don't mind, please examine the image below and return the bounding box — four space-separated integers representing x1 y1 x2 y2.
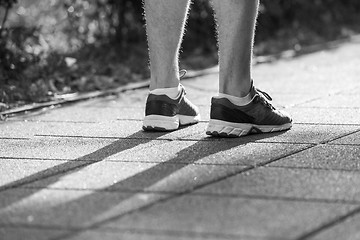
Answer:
0 130 286 240
0 131 167 206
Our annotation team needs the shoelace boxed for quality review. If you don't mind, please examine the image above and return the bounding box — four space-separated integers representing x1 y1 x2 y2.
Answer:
255 88 275 110
179 69 187 96
179 69 187 79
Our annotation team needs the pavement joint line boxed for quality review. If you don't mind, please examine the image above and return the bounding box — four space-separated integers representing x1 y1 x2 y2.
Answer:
7 119 360 126
30 134 322 145
0 137 30 140
33 134 177 141
321 128 360 145
263 164 360 173
327 143 360 146
86 105 145 108
12 185 360 206
0 224 286 240
4 119 360 126
3 153 359 172
30 132 330 143
115 119 211 123
294 206 360 240
75 226 289 240
295 106 360 109
188 192 360 205
293 122 360 126
255 141 317 145
5 119 98 124
0 155 255 166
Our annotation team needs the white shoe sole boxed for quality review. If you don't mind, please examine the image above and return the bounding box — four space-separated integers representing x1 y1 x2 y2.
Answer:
206 119 292 137
143 114 200 131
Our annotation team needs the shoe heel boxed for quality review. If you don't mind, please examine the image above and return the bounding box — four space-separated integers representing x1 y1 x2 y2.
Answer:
143 115 179 131
206 119 252 137
178 114 201 126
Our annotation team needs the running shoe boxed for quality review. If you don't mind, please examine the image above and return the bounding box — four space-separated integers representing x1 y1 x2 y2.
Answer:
143 84 200 131
206 83 292 137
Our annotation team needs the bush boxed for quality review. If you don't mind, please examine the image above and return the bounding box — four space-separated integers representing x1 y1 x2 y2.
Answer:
1 0 360 109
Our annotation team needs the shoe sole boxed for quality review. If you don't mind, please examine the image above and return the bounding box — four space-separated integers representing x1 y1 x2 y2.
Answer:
143 114 200 131
206 119 292 137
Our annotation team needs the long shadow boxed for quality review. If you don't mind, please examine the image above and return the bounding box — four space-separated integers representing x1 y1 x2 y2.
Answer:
1 130 286 240
0 130 168 209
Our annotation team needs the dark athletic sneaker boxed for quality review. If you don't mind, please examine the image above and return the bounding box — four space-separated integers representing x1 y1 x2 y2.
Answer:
206 84 292 137
143 85 200 131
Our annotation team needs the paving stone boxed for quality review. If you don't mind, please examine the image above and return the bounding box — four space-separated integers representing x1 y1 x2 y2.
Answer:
297 93 360 108
0 120 205 139
346 86 360 95
310 211 360 240
330 131 360 145
194 167 360 203
286 108 360 125
0 138 165 161
0 188 168 228
258 124 360 143
0 227 70 240
267 93 321 108
104 140 309 166
268 145 360 171
103 194 357 240
0 138 307 169
0 159 68 189
25 160 248 193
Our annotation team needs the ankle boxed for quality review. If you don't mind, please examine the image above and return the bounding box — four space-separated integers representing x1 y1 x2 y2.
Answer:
220 84 252 98
149 78 180 91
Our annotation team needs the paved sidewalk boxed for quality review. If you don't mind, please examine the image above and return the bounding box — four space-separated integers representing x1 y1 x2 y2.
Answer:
1 41 360 240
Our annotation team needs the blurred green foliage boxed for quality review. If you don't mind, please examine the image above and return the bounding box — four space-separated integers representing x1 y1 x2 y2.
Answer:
1 0 360 109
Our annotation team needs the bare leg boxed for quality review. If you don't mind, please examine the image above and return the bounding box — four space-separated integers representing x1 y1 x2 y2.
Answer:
144 0 190 91
212 0 259 97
